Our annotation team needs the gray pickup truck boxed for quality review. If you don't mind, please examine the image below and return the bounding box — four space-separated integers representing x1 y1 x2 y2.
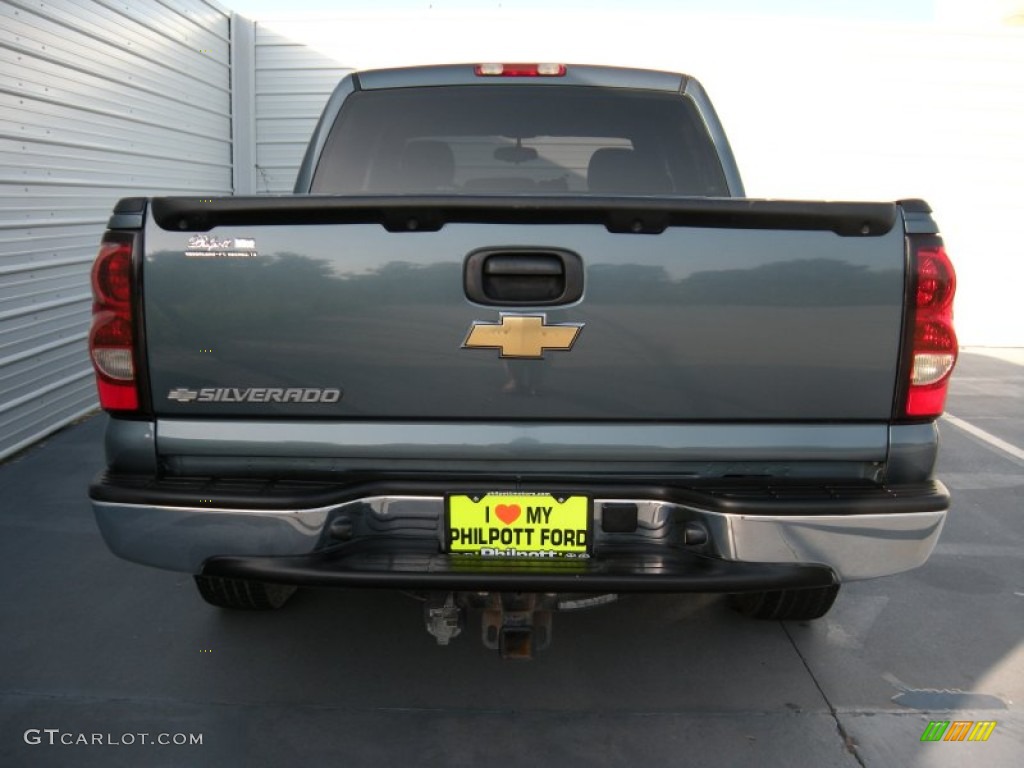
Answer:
88 63 958 657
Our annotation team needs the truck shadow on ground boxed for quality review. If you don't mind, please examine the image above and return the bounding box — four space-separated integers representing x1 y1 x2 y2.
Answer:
194 587 821 714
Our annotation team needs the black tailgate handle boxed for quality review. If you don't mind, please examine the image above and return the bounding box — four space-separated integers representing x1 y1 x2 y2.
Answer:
464 248 584 306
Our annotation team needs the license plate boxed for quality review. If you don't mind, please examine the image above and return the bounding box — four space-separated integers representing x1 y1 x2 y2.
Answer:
446 493 591 559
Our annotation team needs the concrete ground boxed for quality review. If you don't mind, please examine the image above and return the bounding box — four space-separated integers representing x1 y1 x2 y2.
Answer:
1 350 1021 767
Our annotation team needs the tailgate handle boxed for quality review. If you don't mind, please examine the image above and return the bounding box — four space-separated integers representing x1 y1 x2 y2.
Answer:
465 248 583 306
485 254 563 277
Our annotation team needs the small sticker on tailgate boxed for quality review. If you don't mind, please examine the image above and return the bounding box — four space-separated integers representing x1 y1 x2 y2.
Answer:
447 493 591 559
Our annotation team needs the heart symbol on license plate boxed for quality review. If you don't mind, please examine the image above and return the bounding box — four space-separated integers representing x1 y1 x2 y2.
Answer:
494 504 521 525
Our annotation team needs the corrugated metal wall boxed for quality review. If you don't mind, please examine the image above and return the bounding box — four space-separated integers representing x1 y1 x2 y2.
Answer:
0 0 232 459
247 22 349 194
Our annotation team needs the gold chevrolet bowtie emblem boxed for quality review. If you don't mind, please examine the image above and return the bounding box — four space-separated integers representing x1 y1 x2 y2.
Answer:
463 314 583 359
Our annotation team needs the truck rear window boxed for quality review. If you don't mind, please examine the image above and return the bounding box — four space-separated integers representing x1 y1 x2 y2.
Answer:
310 85 730 197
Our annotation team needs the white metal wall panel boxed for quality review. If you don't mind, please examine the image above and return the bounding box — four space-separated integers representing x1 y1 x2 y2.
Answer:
0 0 232 460
250 24 350 193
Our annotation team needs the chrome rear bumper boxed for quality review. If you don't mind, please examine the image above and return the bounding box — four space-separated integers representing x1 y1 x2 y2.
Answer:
90 477 948 587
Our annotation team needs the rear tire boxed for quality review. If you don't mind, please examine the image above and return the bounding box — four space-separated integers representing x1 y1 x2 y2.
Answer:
194 575 296 610
729 585 839 621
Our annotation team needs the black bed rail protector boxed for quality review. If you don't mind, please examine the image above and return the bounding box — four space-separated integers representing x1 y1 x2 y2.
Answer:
90 471 949 516
202 540 836 593
108 197 147 229
150 195 898 237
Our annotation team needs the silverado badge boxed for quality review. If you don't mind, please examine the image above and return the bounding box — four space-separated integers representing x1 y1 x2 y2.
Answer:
462 314 583 359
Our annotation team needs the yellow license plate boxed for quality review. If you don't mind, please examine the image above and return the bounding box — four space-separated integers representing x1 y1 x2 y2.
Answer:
447 493 591 559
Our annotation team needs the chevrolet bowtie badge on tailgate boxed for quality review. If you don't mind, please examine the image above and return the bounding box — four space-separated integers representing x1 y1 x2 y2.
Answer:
462 314 583 359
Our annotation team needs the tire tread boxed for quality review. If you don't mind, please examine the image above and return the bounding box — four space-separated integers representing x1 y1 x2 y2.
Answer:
729 585 839 621
194 575 296 610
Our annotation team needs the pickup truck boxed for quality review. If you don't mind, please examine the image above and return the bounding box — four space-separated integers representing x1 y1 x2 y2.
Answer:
87 63 957 658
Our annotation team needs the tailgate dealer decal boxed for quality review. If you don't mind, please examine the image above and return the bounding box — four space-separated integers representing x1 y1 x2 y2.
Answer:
185 235 258 259
448 493 590 558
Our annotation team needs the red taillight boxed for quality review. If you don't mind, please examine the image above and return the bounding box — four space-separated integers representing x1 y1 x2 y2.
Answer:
93 239 133 306
903 238 957 418
475 63 567 77
916 247 955 309
90 233 139 411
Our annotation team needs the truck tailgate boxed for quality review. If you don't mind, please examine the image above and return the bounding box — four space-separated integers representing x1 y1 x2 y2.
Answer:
142 197 905 422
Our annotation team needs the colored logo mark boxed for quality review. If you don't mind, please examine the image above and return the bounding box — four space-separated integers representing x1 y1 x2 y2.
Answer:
920 720 997 742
